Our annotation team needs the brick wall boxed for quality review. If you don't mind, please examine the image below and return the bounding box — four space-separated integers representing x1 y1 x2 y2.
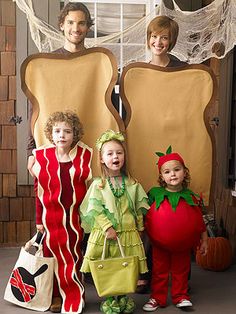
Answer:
0 0 35 246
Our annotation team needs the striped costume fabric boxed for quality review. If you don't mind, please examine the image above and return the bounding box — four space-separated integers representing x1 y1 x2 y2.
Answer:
33 142 92 313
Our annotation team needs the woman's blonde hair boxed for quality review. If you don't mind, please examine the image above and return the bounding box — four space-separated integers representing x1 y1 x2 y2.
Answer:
147 15 179 51
44 110 84 148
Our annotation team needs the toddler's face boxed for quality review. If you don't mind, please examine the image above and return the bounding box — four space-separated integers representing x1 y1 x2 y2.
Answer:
52 121 74 152
160 160 185 192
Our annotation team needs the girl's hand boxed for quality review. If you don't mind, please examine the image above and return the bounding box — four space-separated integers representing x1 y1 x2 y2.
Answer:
36 224 44 234
105 227 117 240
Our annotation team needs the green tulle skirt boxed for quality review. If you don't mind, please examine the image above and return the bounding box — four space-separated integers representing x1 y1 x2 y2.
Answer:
81 227 148 274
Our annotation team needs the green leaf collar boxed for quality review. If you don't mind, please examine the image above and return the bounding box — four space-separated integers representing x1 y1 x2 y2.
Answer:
148 187 199 211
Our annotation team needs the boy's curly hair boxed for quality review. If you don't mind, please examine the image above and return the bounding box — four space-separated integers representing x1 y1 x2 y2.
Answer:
158 166 191 189
44 111 84 148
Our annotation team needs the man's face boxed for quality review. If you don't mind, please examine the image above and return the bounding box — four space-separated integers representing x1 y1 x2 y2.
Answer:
60 10 90 47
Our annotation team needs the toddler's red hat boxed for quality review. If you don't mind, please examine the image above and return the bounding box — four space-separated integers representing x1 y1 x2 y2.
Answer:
158 152 185 170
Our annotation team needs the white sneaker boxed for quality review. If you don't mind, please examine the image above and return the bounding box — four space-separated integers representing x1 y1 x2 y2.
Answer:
143 298 159 312
176 299 193 308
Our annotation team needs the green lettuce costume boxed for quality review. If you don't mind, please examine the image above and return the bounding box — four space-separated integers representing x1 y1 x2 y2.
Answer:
80 177 149 274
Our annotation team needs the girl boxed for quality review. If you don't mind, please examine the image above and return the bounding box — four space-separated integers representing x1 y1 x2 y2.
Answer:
80 130 149 314
32 111 92 313
147 15 186 67
143 147 208 312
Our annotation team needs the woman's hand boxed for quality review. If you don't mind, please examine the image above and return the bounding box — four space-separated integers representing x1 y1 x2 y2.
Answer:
105 227 117 240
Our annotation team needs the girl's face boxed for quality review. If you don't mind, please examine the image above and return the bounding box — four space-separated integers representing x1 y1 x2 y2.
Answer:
149 29 170 56
101 140 125 176
160 160 185 192
60 10 89 47
52 121 74 152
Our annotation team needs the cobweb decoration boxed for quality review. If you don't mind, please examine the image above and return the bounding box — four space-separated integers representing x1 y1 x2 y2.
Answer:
161 0 236 63
13 0 236 66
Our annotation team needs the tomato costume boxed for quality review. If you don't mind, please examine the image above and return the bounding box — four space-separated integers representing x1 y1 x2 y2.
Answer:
145 186 206 306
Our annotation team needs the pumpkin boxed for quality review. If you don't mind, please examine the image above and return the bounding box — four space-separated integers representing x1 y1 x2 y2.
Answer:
196 237 233 271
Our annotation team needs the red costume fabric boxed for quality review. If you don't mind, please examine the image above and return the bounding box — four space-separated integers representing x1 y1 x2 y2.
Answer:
145 187 206 305
34 142 92 313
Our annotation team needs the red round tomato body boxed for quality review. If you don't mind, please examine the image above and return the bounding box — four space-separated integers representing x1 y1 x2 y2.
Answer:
145 198 205 252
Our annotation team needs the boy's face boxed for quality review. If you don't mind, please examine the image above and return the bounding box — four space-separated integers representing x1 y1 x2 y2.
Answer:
52 121 74 152
149 29 170 56
60 10 90 47
160 160 185 192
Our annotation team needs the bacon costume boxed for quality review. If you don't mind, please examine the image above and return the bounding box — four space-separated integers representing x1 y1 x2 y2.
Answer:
33 141 92 313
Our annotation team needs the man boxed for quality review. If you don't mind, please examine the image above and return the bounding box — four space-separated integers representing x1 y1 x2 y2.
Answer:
57 2 93 53
27 2 93 174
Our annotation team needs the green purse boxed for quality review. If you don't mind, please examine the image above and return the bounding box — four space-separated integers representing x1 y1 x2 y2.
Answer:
88 237 139 297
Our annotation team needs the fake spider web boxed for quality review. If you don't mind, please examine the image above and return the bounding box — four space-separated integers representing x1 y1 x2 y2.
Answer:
13 0 236 66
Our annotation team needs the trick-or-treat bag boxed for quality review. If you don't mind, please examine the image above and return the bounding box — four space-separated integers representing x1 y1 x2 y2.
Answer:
89 236 139 297
4 232 54 311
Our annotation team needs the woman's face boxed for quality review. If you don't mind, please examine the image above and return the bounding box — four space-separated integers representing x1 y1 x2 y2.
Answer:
149 29 170 56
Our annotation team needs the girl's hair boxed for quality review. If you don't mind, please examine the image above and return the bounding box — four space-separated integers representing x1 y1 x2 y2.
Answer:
58 2 94 29
158 165 191 189
147 15 179 51
98 139 134 188
44 111 84 147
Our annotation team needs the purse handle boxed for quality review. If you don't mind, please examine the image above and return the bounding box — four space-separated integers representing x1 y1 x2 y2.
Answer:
101 236 125 260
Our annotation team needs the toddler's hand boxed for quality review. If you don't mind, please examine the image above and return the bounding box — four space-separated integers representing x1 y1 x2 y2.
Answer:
105 227 117 240
199 239 208 256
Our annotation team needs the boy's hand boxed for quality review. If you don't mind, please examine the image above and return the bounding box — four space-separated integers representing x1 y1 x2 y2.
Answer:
36 224 44 234
28 155 36 177
105 227 117 240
